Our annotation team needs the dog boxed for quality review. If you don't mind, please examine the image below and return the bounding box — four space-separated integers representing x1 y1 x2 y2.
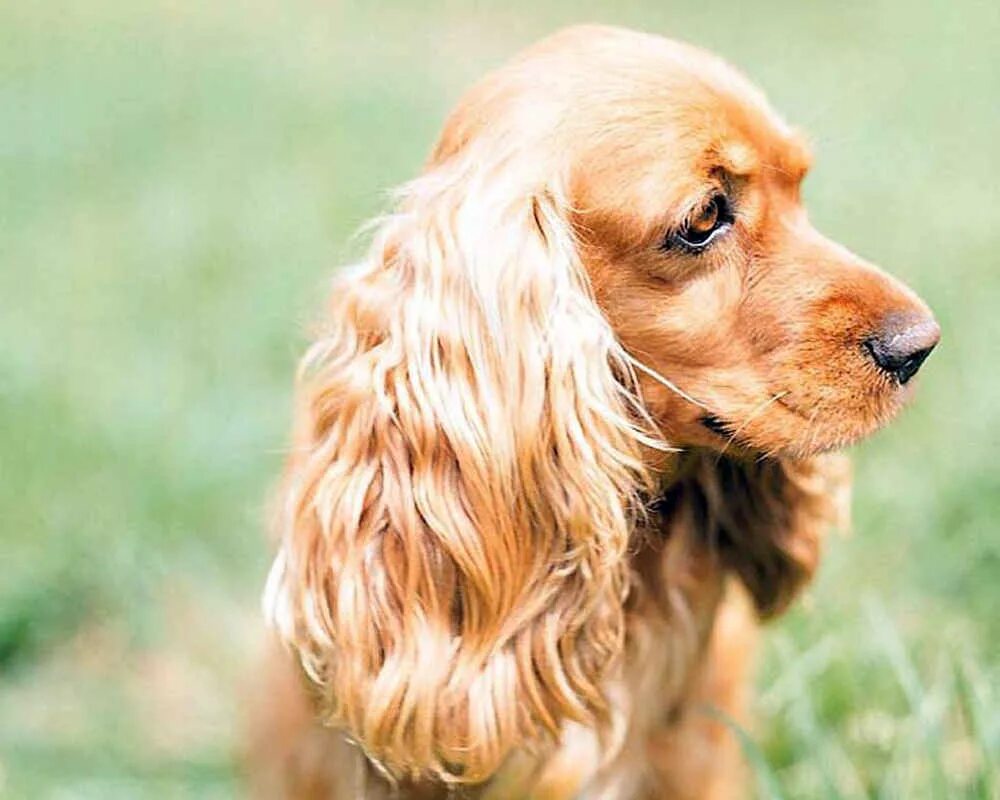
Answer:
253 25 939 799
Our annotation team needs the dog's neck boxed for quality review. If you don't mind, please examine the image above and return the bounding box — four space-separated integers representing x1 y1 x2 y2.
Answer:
647 449 832 618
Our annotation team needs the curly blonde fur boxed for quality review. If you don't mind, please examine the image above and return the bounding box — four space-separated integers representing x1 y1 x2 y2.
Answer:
264 147 661 782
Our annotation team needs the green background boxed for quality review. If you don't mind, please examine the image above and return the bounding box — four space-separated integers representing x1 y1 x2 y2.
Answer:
2 1 997 797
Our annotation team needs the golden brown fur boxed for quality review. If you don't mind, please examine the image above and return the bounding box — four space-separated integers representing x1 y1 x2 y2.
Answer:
252 26 938 799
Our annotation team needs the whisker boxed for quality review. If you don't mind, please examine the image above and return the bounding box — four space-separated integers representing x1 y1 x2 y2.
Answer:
622 353 711 411
788 404 822 457
611 351 678 454
718 390 789 458
805 405 822 453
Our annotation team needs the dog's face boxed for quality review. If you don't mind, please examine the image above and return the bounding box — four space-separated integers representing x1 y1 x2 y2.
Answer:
531 31 940 458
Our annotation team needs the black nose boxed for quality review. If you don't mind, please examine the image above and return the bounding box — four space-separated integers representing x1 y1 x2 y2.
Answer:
863 314 940 385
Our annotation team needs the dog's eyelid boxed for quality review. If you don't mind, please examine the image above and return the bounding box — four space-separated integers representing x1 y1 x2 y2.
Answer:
677 186 729 224
661 192 734 255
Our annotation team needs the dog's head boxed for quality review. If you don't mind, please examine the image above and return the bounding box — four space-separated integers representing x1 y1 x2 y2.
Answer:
435 25 938 458
266 26 937 783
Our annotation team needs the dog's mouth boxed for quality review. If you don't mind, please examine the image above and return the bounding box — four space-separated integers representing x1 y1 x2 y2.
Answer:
697 399 818 455
699 414 732 437
699 387 899 457
698 413 755 450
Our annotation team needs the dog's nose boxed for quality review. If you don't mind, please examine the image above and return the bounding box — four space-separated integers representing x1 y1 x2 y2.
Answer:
863 313 940 385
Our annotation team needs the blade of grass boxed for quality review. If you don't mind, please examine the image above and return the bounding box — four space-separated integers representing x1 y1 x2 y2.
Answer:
865 597 949 799
955 657 999 799
705 705 788 800
770 636 853 799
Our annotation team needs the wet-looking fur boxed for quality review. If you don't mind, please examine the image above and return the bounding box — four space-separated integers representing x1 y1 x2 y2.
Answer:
254 25 937 800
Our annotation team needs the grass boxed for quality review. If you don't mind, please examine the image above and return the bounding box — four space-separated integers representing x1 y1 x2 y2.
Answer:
1 0 998 797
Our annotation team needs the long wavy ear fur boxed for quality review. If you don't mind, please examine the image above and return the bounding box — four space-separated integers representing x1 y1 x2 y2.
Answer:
263 156 655 782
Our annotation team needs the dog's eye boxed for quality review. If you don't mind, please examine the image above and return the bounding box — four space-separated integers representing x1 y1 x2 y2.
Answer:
666 194 733 252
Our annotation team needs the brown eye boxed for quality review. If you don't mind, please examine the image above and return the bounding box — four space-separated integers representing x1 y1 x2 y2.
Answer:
689 199 719 235
666 193 733 252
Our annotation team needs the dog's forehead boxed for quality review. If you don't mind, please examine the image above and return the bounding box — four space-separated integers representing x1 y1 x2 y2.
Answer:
554 33 814 233
539 27 809 179
435 26 811 186
705 95 812 183
625 46 808 179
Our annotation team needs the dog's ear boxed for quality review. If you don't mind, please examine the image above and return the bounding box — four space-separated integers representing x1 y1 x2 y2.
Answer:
686 453 850 618
264 160 654 782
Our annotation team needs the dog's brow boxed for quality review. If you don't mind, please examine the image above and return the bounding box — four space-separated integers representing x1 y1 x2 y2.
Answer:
718 140 759 176
780 134 813 181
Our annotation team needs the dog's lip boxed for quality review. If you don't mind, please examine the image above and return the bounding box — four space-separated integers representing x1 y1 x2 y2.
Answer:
698 412 755 452
699 414 733 437
699 394 802 440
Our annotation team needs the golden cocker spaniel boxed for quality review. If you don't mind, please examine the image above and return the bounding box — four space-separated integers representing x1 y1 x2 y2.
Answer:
255 25 940 799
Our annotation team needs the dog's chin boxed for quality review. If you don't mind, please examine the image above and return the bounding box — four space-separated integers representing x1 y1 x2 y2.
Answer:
696 397 909 459
694 429 847 461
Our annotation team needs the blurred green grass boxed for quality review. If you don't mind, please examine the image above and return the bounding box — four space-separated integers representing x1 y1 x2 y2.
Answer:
1 0 997 797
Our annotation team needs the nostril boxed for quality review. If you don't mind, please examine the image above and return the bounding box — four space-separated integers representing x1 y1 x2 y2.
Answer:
864 317 940 385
